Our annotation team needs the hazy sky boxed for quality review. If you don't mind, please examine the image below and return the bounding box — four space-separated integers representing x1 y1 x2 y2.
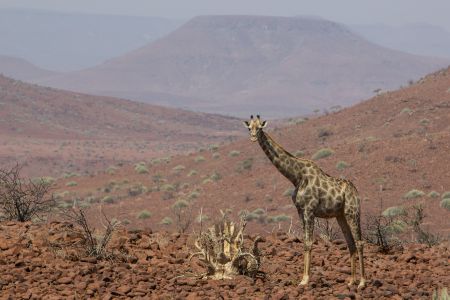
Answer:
1 0 450 30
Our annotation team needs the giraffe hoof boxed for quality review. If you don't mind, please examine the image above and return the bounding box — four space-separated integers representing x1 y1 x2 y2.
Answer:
299 276 309 286
347 279 356 286
357 279 366 289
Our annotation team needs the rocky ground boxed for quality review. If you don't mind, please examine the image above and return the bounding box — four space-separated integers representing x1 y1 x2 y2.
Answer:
0 221 448 299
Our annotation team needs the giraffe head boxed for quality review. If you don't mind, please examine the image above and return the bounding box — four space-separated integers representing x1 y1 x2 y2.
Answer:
243 115 267 142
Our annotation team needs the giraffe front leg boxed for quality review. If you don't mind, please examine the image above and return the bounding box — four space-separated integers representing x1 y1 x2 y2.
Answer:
356 241 366 289
300 214 314 286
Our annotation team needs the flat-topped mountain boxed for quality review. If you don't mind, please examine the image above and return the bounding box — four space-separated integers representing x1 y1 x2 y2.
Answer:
38 15 449 118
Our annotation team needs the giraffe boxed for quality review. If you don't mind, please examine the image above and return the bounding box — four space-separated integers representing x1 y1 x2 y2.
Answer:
243 115 366 288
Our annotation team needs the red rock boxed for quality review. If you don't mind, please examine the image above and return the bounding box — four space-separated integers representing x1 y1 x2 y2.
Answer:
57 277 72 284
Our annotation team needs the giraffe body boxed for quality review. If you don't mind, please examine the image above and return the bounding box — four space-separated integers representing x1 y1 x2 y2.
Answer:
244 115 366 288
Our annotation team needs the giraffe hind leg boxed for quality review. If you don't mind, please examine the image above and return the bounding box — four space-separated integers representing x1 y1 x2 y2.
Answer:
345 212 366 288
336 215 357 286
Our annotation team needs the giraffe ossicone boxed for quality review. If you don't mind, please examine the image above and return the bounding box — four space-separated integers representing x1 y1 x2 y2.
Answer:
243 115 366 288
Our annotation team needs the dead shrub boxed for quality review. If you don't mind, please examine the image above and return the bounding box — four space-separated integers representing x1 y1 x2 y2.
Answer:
58 207 122 260
0 163 56 222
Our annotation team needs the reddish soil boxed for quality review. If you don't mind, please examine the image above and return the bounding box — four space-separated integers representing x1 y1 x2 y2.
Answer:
46 66 450 236
0 221 448 299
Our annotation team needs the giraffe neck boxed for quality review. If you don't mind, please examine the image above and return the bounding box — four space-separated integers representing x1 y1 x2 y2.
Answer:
257 130 302 186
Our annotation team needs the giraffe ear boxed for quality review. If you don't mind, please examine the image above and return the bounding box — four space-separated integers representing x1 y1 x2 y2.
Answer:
243 121 250 128
260 120 267 128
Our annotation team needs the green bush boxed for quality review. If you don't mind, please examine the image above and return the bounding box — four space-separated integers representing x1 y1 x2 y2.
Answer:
161 184 176 192
440 198 450 211
172 165 185 173
419 118 430 126
172 199 189 210
101 195 115 204
403 189 425 199
229 150 240 157
236 158 254 172
196 214 209 223
160 216 173 225
382 206 406 218
32 176 56 186
212 153 220 159
294 150 304 157
386 220 407 234
210 171 222 181
427 191 440 198
267 214 291 223
188 191 200 200
312 148 334 160
283 187 295 197
400 107 414 116
336 161 350 170
442 191 450 199
252 208 266 215
187 170 198 177
106 166 117 175
134 163 149 174
209 144 219 152
66 181 77 187
194 156 205 163
137 210 151 219
202 178 213 184
128 184 147 196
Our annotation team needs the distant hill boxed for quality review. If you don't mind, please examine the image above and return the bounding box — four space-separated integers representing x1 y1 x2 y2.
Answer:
0 54 58 81
38 15 449 118
351 23 450 59
0 8 182 71
0 75 243 176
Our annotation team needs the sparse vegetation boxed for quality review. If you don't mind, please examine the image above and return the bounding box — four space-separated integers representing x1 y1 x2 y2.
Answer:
212 152 220 159
400 107 414 116
229 150 240 157
283 187 295 197
160 216 173 225
208 144 219 152
161 184 176 192
210 171 222 181
336 161 349 170
66 181 78 187
312 148 334 160
403 189 425 199
172 165 185 174
134 163 149 174
187 170 198 177
382 206 406 218
267 214 290 223
137 210 151 220
442 191 450 199
106 166 117 175
428 191 440 198
236 158 253 172
101 195 115 204
194 156 205 163
440 198 450 211
294 150 304 157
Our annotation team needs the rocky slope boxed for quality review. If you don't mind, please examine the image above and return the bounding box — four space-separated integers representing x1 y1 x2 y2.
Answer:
0 75 243 176
48 67 450 235
0 221 448 299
